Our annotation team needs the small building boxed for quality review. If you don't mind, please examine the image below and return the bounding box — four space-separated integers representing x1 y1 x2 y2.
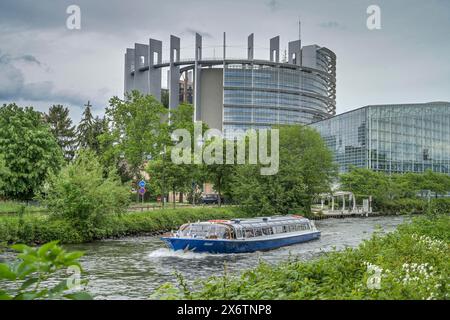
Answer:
310 102 450 174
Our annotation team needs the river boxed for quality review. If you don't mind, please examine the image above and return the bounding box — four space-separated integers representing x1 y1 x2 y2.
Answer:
55 216 405 299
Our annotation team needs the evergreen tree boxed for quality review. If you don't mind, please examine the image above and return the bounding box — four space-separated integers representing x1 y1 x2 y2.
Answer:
45 104 77 162
77 101 95 149
91 116 108 155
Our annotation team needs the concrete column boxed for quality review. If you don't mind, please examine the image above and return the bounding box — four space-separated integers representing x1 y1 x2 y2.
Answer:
301 45 317 68
270 36 280 62
223 32 226 60
194 33 202 121
248 33 254 60
169 35 181 110
288 40 301 65
149 38 162 101
124 48 135 96
134 43 150 94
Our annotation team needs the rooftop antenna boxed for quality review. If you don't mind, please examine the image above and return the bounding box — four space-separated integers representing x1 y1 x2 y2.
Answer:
298 19 302 41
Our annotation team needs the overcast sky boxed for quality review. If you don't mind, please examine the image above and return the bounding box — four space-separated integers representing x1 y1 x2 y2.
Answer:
1 0 449 123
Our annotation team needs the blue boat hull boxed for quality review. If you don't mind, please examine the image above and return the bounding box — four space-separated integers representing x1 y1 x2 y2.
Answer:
161 231 321 254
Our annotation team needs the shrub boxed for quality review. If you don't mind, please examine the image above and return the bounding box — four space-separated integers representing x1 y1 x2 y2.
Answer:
0 206 250 244
41 150 130 239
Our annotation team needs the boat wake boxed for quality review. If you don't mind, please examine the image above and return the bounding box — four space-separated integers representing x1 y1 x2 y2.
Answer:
147 248 221 260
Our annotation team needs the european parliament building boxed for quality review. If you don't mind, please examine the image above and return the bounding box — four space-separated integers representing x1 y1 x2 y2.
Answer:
124 32 336 137
310 102 450 174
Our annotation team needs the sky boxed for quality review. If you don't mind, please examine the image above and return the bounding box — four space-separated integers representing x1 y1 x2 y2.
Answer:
0 0 449 123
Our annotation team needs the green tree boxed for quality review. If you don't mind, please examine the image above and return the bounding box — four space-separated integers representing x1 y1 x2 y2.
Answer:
0 103 63 200
42 150 130 239
203 138 236 207
161 90 169 108
416 170 450 198
146 103 206 207
231 125 336 215
104 91 168 180
76 101 95 150
90 116 108 155
45 104 77 162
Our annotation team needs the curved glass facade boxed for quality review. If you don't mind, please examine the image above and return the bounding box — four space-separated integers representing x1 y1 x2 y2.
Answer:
223 58 336 137
311 102 450 174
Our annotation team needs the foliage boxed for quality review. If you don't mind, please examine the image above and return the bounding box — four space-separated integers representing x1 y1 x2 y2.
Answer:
153 215 450 300
44 105 77 162
104 91 168 179
146 103 207 207
340 168 450 213
0 241 92 300
203 138 236 207
231 125 336 215
41 150 130 239
76 102 94 149
0 207 249 244
0 201 44 213
0 103 63 200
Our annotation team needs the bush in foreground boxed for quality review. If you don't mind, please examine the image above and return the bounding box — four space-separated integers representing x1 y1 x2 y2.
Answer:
0 241 91 300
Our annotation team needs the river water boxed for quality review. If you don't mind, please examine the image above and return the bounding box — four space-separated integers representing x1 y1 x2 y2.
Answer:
54 216 404 299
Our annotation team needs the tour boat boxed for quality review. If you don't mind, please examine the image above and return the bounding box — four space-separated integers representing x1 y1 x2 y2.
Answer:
161 215 320 254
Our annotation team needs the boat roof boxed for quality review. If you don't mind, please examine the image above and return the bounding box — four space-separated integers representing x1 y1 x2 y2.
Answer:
193 215 310 228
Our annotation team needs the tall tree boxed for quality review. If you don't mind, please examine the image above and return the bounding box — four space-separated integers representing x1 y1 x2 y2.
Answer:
91 116 108 155
146 104 206 207
231 125 337 215
77 101 95 150
0 103 63 200
45 104 77 162
105 91 168 180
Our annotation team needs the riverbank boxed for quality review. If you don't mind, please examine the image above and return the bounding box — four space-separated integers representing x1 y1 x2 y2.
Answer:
153 214 449 300
0 207 248 245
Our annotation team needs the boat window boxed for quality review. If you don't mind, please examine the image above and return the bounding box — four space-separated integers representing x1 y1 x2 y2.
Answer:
244 228 254 238
274 226 283 234
236 228 242 238
262 227 273 236
254 228 263 237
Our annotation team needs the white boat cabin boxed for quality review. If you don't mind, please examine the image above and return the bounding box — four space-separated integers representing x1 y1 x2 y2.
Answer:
176 215 316 240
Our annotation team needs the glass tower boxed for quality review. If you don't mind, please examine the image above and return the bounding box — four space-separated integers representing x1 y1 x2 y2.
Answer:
310 102 450 174
223 47 336 137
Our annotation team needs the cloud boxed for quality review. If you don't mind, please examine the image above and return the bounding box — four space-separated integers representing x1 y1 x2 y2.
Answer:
16 54 42 66
0 50 90 107
319 21 346 30
184 28 213 39
266 0 279 12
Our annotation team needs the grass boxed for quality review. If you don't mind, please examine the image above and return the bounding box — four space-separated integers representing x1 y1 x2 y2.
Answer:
0 206 252 245
0 201 46 214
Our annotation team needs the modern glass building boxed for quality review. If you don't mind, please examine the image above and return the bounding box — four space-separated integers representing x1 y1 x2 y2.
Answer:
310 102 450 174
223 47 336 136
124 32 336 136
